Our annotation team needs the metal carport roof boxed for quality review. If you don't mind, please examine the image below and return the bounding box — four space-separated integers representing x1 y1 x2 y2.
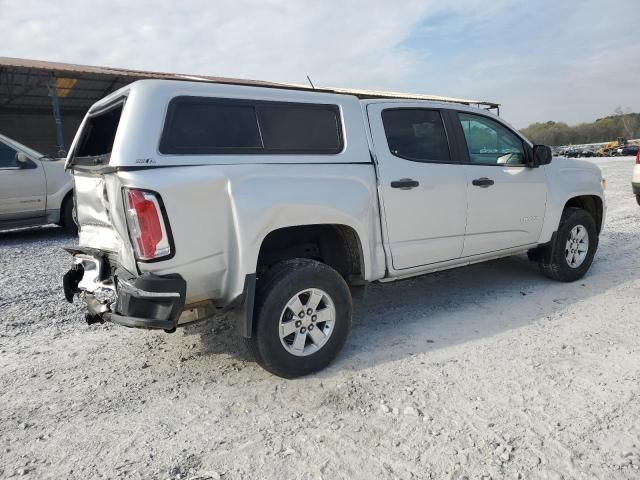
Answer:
0 56 499 111
0 56 499 155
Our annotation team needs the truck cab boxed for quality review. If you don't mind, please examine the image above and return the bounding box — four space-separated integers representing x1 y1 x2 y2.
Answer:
62 79 605 377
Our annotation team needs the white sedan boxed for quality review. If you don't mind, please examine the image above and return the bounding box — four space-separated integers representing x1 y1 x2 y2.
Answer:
0 134 75 232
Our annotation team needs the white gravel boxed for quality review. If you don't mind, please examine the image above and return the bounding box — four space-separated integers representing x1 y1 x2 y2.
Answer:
1 157 640 480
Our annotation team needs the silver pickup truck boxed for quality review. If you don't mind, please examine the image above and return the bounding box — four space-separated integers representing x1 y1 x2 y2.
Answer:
63 80 605 377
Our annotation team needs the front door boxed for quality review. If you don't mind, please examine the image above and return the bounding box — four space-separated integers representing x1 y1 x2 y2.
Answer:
367 103 468 271
0 141 46 221
451 111 546 257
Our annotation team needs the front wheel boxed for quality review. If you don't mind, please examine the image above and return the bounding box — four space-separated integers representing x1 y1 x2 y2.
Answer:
245 259 352 378
538 207 598 282
636 194 640 207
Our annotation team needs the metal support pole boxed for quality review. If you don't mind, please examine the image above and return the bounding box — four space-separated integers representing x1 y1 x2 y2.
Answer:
47 75 66 156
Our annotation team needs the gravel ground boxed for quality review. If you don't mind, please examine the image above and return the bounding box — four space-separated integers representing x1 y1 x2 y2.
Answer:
1 157 640 480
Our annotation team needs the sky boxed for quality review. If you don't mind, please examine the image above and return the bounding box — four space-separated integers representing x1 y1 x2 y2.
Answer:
1 0 639 128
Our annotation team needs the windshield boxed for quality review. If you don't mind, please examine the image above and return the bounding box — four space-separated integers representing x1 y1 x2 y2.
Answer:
0 133 45 159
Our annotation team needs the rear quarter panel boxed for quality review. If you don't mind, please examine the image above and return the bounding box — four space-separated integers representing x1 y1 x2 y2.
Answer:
126 164 385 305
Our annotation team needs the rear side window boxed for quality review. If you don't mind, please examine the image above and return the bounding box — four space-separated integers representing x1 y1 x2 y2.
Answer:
381 109 451 163
159 97 343 154
258 104 341 151
74 102 123 160
160 101 261 151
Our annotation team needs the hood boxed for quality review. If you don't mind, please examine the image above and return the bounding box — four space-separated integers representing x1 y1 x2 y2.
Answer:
549 157 602 178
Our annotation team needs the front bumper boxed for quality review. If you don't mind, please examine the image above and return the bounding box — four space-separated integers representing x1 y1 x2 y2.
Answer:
63 248 186 331
632 182 640 195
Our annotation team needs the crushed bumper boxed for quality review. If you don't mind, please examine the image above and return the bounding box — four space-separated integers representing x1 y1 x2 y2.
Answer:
63 248 186 332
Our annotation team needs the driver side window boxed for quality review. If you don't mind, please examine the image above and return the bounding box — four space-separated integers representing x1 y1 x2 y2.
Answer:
458 113 525 166
0 141 18 169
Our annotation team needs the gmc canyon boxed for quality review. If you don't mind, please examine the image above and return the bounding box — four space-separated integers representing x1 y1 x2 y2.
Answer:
62 80 605 377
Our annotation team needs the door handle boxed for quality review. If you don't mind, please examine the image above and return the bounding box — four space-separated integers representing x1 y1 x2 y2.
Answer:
472 177 494 188
390 178 420 190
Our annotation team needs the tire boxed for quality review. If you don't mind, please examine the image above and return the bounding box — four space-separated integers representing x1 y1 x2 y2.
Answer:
636 194 640 207
60 196 78 235
538 207 598 282
245 258 352 378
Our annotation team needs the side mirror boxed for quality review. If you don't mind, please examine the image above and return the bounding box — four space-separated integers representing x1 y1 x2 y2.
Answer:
15 152 30 168
533 145 552 166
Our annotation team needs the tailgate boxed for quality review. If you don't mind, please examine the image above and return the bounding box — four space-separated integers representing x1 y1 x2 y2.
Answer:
74 170 120 252
67 96 137 272
73 168 137 272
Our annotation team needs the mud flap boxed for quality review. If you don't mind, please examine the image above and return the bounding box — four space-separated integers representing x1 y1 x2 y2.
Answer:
236 274 256 338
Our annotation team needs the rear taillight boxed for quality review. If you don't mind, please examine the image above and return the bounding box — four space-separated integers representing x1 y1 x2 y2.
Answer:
123 188 172 261
636 150 640 164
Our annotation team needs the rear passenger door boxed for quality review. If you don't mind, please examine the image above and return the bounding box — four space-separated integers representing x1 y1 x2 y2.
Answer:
447 110 546 256
367 103 467 271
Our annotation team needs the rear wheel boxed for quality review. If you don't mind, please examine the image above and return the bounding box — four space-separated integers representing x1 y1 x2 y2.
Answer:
245 258 352 378
538 207 597 282
60 196 77 235
636 194 640 207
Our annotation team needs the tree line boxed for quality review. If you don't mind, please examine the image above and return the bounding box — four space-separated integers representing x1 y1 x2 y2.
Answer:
520 109 640 146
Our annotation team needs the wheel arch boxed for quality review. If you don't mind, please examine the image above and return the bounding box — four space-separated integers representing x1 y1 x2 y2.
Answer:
563 194 604 234
238 223 366 339
539 190 605 244
256 223 366 284
60 188 74 222
61 188 74 207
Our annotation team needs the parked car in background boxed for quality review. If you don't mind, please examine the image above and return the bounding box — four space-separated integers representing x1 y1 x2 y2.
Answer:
62 80 606 377
618 145 640 157
566 149 582 158
580 149 596 158
633 150 640 206
0 134 75 232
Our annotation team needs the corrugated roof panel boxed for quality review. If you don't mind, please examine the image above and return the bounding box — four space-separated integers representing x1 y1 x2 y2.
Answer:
0 56 499 109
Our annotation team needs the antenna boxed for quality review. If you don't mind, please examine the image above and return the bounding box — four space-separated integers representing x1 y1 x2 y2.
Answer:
306 75 315 89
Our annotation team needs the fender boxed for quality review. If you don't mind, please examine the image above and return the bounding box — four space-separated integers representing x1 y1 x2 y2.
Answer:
538 158 605 244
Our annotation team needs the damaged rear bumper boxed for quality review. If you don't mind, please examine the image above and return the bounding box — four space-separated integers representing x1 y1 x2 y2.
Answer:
63 248 186 332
